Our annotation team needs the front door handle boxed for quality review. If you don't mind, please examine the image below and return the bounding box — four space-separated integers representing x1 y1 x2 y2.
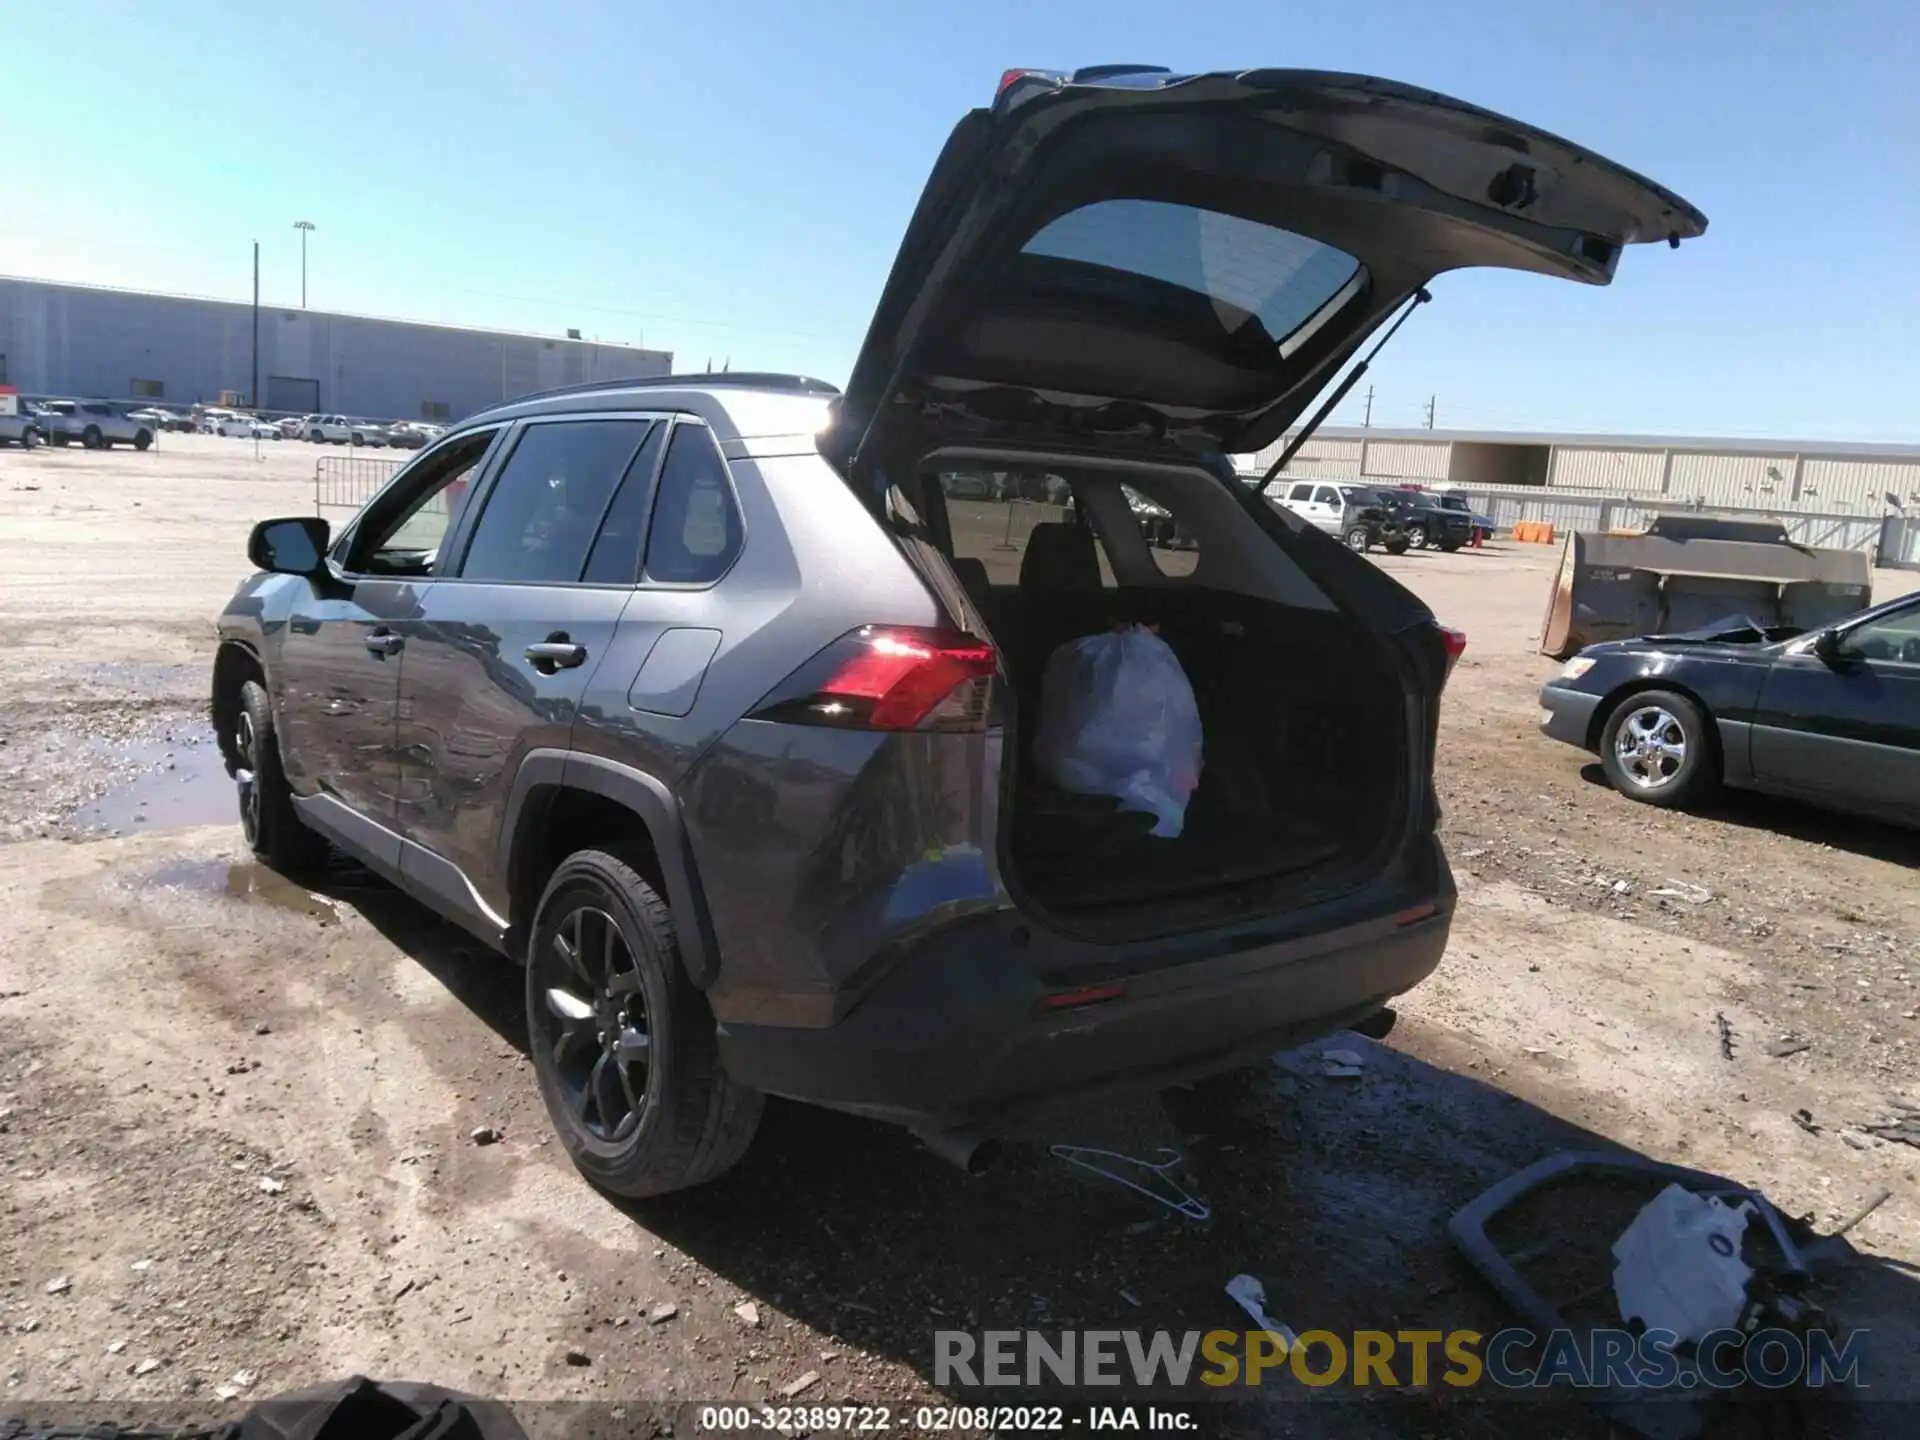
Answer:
364 630 404 656
526 634 587 673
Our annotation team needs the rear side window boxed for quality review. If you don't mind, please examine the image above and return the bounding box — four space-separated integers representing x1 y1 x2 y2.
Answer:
1287 483 1314 502
459 419 652 583
644 424 742 585
580 423 664 585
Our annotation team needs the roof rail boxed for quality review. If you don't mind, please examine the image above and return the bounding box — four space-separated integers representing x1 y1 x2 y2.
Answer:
513 372 842 404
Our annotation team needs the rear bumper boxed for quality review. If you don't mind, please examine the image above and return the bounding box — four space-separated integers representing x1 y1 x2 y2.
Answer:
715 899 1452 1132
1538 681 1602 749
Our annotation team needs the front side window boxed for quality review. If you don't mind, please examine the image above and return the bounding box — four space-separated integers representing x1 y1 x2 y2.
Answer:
1313 486 1341 506
460 419 654 584
644 424 743 585
352 430 498 577
1840 603 1920 665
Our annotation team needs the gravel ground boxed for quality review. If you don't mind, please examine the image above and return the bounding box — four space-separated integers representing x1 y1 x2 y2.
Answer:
2 440 1917 1437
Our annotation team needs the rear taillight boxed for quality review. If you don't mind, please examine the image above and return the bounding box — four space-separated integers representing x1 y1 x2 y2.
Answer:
749 626 997 732
1438 624 1467 680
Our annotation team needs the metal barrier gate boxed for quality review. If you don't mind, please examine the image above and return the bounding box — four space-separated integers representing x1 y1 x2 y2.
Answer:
314 454 403 516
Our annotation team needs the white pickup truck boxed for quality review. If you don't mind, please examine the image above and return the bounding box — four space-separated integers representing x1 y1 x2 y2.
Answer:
38 400 155 450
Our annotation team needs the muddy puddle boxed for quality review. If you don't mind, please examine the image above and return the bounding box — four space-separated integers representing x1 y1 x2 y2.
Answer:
146 856 349 923
66 730 233 836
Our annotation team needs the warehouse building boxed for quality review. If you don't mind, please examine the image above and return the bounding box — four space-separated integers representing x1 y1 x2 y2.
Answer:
1239 425 1920 517
0 276 673 422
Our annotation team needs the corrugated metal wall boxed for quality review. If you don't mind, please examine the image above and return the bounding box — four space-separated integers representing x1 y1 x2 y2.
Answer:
0 278 672 420
1362 440 1451 480
1550 446 1666 493
1799 458 1920 512
1666 451 1786 509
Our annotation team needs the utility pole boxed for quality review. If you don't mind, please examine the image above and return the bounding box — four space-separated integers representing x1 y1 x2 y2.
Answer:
1424 394 1436 429
1363 385 1374 427
251 241 260 410
293 221 316 308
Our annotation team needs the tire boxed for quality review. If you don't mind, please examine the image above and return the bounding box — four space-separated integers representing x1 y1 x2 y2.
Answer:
82 426 103 450
1598 689 1719 810
21 429 38 451
52 433 69 447
133 430 153 451
1344 524 1372 552
350 433 363 447
309 430 323 443
527 847 764 1197
232 679 330 874
1384 540 1410 555
1406 524 1429 550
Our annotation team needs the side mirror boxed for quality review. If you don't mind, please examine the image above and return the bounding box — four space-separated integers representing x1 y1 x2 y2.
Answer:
248 516 330 576
1813 629 1843 666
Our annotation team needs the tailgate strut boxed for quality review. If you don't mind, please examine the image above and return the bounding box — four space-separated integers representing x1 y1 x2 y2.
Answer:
1261 289 1431 487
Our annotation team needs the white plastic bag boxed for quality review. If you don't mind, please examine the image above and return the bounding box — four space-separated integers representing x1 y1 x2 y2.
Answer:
1034 626 1203 837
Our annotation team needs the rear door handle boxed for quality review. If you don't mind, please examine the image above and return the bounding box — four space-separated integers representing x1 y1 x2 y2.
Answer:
365 630 404 656
526 635 587 672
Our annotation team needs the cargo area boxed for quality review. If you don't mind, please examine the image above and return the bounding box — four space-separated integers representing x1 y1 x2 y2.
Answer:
922 460 1411 938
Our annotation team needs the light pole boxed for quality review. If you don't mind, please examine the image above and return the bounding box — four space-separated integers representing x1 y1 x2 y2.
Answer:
293 221 316 307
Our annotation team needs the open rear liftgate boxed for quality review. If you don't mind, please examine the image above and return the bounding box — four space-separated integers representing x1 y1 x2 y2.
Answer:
1540 515 1872 659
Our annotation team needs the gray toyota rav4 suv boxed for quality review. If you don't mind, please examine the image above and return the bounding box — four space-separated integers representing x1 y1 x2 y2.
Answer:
212 66 1704 1195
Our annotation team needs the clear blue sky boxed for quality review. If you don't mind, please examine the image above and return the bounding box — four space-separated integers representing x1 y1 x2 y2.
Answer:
4 0 1915 440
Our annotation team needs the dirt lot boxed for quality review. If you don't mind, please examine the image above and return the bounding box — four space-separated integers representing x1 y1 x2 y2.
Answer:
2 437 1917 1436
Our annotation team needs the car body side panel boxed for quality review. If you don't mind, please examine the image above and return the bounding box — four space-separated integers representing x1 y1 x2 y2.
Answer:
393 581 633 919
1752 652 1920 819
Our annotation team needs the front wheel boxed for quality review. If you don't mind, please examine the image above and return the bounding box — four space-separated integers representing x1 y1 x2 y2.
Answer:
1384 539 1410 555
133 430 153 451
232 680 330 873
20 429 38 450
350 433 363 447
527 848 764 1197
52 433 69 447
1598 689 1719 810
1344 524 1372 552
82 426 103 450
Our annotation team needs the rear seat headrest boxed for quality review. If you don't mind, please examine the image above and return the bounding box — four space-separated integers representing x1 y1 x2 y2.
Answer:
950 556 990 597
1020 522 1102 593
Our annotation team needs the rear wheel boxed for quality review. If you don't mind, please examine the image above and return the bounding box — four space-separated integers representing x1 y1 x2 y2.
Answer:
350 432 363 447
308 430 323 443
133 429 153 451
20 429 38 450
1344 524 1371 552
1406 523 1429 550
527 848 764 1197
1599 689 1718 810
233 680 329 873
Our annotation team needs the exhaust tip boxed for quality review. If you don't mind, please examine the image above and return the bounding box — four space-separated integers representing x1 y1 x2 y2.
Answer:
916 1128 1002 1176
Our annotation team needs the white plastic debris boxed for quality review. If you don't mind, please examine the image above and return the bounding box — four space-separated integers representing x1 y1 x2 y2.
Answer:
1035 626 1203 837
1225 1274 1298 1349
1612 1184 1754 1343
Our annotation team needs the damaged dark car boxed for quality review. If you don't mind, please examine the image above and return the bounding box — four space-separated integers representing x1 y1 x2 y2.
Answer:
1539 592 1920 824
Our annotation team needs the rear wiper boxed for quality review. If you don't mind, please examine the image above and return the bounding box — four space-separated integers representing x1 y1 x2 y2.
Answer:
1260 288 1432 487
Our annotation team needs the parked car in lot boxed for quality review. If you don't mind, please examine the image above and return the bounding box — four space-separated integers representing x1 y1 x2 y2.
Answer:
1432 490 1496 542
1267 480 1407 553
348 421 390 447
216 415 281 439
305 414 353 443
278 415 309 439
39 400 155 450
1538 594 1920 826
1377 488 1474 552
128 406 188 433
386 422 445 450
0 406 46 448
212 64 1699 1196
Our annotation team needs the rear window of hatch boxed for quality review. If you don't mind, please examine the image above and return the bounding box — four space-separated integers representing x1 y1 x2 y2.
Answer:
1021 199 1365 356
